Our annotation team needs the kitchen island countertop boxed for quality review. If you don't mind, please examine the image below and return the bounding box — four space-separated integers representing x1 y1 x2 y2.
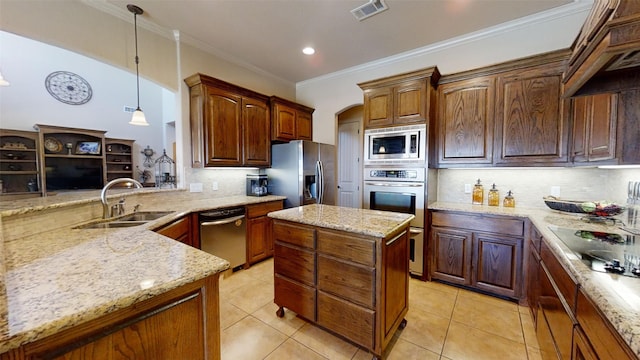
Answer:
429 201 640 358
0 191 286 354
268 203 414 237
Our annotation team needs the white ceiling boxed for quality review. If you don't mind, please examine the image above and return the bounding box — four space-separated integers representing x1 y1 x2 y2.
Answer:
101 0 579 83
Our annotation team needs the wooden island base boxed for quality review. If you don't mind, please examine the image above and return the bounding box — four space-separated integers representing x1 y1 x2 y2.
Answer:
269 206 412 359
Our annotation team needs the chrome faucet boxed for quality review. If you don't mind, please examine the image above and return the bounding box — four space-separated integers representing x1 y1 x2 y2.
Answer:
101 178 143 219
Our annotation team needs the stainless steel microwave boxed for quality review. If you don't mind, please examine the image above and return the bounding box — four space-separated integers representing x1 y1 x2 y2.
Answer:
363 124 426 165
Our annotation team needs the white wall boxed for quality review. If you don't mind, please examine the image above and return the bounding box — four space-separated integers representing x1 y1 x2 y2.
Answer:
297 3 593 145
0 31 166 172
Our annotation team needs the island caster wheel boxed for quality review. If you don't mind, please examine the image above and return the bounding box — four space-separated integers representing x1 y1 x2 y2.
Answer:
276 306 285 318
398 318 407 330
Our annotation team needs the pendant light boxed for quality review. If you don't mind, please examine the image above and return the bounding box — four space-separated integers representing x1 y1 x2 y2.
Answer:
127 4 149 126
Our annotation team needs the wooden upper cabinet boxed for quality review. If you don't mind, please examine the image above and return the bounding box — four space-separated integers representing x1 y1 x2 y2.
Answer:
437 77 495 166
185 73 271 168
494 59 570 165
242 97 271 166
571 93 618 163
271 96 314 142
203 87 243 166
359 67 440 129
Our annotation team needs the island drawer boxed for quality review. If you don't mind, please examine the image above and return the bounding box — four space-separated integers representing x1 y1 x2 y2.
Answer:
317 229 375 266
317 254 375 308
274 243 315 286
431 212 525 237
273 220 315 249
275 274 316 322
317 291 375 349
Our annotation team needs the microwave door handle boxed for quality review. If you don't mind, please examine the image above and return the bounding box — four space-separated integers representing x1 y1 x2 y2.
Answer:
364 182 423 187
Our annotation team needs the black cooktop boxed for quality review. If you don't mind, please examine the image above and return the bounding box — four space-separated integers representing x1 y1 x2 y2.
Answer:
549 226 640 278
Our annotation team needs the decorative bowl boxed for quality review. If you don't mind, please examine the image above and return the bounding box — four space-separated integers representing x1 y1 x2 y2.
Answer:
543 196 625 217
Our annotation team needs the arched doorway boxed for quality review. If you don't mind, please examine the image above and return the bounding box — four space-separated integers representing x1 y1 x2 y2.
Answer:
336 105 363 208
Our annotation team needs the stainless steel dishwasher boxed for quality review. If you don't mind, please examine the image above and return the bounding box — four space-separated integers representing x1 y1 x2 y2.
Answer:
199 207 246 270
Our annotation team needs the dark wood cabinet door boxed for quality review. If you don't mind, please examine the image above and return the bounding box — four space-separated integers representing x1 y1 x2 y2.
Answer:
382 229 409 339
363 87 394 128
495 64 569 165
271 102 297 141
155 216 193 247
203 87 243 166
472 233 522 298
430 227 472 285
296 110 313 140
572 93 618 162
438 77 495 165
242 97 270 166
394 79 426 125
247 216 270 264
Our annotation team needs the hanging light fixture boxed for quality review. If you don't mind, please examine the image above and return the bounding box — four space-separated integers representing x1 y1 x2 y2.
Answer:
0 68 9 86
127 4 149 126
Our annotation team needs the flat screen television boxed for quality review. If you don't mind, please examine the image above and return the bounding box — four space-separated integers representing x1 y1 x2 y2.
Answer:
45 158 103 191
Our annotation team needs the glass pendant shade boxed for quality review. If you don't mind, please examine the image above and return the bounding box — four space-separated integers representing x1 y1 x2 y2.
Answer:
129 107 149 126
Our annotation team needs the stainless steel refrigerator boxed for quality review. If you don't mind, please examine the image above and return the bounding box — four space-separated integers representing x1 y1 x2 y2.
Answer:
266 140 336 208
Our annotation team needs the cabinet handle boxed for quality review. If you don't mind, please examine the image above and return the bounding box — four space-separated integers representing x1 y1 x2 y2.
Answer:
386 230 407 246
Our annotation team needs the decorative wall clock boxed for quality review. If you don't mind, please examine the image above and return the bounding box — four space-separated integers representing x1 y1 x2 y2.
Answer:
45 71 93 105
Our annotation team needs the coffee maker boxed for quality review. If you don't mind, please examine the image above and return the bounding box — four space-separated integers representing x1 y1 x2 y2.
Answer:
246 174 268 196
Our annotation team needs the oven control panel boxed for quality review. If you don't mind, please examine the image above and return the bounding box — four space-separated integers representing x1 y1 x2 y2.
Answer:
365 169 425 181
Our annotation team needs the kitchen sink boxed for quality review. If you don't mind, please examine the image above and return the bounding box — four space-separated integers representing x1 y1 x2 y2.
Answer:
117 211 174 222
73 211 174 229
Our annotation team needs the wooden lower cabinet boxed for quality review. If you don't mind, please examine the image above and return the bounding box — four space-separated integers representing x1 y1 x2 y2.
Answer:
429 211 524 299
273 220 409 359
527 224 637 360
154 213 200 249
246 200 283 266
2 275 221 360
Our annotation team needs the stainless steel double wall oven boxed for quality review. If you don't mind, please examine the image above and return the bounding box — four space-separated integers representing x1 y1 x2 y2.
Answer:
363 124 430 276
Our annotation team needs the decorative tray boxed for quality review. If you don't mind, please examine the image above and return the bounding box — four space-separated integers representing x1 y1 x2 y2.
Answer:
543 196 625 217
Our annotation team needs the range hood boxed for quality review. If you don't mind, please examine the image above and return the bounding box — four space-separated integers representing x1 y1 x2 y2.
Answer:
563 1 640 97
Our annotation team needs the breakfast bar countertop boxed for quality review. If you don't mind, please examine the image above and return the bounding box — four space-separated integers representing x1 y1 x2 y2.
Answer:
0 192 286 354
428 201 640 357
268 203 414 237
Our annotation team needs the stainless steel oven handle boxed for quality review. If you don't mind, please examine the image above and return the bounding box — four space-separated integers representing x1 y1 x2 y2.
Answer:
409 228 423 235
365 182 423 187
386 230 407 246
200 214 245 227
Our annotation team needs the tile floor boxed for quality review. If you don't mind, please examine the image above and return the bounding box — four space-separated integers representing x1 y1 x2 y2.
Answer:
219 258 541 360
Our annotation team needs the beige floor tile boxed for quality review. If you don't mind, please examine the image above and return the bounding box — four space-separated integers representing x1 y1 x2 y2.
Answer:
527 345 544 360
417 279 459 296
352 349 376 360
219 300 248 330
264 338 327 360
220 268 260 295
226 278 274 314
442 321 528 360
399 306 450 354
456 288 519 313
409 283 457 319
246 258 275 282
221 316 288 360
292 323 359 360
520 311 539 349
385 338 440 360
252 301 307 336
452 295 524 343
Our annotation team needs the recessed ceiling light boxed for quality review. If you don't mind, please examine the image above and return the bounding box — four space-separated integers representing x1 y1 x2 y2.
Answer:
302 47 315 55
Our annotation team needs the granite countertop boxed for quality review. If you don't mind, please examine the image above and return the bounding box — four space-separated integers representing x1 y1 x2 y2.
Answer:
429 201 640 357
268 203 414 238
0 193 286 353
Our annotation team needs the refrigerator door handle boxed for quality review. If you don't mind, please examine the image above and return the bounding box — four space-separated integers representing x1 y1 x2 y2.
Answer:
316 160 324 204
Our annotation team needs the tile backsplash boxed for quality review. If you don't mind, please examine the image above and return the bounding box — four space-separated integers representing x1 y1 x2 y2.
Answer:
437 168 640 209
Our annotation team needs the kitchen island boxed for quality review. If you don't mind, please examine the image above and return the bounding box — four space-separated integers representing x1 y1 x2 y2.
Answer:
0 189 285 358
268 204 414 359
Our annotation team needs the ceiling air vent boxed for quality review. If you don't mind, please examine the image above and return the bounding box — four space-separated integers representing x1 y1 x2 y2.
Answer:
351 0 388 21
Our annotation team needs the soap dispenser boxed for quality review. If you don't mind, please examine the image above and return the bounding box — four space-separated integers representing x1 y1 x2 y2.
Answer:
488 183 500 206
472 179 484 205
503 190 515 208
